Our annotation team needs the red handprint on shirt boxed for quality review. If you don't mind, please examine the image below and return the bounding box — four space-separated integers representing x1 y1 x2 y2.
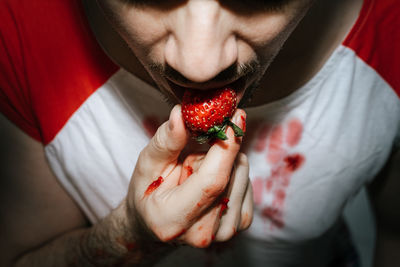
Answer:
252 118 305 230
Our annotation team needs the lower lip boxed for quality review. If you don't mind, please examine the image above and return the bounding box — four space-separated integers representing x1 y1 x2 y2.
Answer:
167 76 247 105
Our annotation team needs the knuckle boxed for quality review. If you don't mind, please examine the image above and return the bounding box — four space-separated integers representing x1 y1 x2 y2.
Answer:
151 128 167 153
192 237 212 248
227 136 241 152
136 150 150 171
184 225 214 248
202 173 230 197
150 122 181 155
216 226 236 242
240 211 253 230
153 226 185 243
134 150 156 181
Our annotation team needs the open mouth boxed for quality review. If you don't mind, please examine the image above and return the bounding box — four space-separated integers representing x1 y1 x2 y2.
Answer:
166 75 248 107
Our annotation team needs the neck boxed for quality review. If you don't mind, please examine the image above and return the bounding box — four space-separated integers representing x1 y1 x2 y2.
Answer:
248 0 363 106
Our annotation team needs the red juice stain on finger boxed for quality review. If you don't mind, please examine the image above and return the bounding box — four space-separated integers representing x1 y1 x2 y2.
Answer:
241 212 251 228
240 115 246 133
201 238 209 247
165 229 186 241
284 154 305 172
219 197 230 217
144 176 164 196
185 165 194 176
212 234 216 241
187 186 221 221
116 237 136 252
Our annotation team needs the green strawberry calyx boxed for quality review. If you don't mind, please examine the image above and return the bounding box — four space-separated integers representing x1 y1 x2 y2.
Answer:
195 117 244 144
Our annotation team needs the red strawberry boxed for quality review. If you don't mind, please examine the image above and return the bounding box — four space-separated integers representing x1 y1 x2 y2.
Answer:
181 88 244 143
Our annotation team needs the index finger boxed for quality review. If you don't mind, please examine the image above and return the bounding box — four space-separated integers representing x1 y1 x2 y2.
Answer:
170 110 246 220
197 109 246 189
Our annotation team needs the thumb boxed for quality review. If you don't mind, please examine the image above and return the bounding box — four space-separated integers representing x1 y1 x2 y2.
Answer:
135 105 188 179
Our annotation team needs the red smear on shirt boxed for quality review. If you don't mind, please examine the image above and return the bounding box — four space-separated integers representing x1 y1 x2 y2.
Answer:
144 176 164 196
252 177 264 205
267 125 285 164
116 237 136 252
269 125 283 151
219 197 230 217
273 189 286 206
254 124 271 152
257 118 305 231
266 179 273 192
142 116 159 137
284 154 305 172
240 115 246 133
262 206 285 228
286 118 303 147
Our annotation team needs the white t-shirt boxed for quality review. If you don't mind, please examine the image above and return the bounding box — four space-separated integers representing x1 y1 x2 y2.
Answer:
1 0 399 266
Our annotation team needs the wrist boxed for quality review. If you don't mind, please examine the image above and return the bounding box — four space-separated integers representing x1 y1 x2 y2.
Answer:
79 199 165 266
123 196 158 246
116 199 176 265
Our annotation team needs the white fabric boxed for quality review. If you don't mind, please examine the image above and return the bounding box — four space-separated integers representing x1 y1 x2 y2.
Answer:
45 70 171 222
245 45 400 243
44 44 400 265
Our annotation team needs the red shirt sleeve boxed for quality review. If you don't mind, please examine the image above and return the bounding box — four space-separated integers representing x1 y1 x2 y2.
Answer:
0 0 41 141
0 0 118 144
343 0 400 98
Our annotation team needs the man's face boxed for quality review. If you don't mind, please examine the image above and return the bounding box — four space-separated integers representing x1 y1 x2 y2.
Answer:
96 0 315 106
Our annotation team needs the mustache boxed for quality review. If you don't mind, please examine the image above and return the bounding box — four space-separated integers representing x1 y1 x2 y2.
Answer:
148 59 261 86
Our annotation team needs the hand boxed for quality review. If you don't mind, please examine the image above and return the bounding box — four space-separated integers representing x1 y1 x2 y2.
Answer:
127 105 253 248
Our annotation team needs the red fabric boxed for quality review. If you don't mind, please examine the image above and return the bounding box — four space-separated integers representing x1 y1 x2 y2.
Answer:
1 0 398 144
343 0 400 98
0 0 118 144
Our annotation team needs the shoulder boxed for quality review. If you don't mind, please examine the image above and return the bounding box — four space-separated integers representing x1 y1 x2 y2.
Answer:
343 0 400 97
0 0 118 144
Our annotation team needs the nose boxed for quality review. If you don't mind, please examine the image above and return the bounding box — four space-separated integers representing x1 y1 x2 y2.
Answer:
164 1 238 83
